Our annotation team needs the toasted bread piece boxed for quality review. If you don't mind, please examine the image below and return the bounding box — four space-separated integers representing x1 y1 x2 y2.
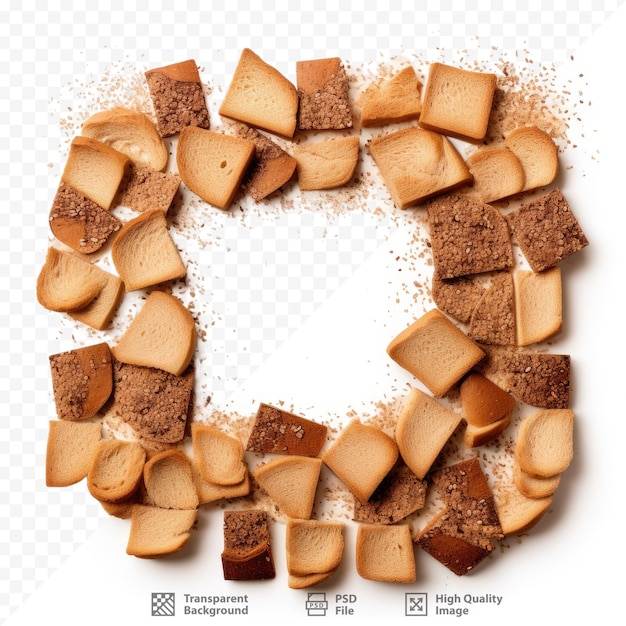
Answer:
68 270 123 331
286 519 345 579
144 59 210 137
37 247 107 313
427 194 513 279
62 136 130 210
112 291 196 377
87 438 146 503
322 419 398 504
387 309 485 397
464 412 512 448
369 127 472 209
463 146 525 203
514 267 563 346
288 571 336 589
191 461 250 505
493 484 553 535
99 494 138 519
468 271 517 346
356 524 416 583
49 342 113 421
191 423 247 486
353 463 427 524
176 126 255 210
504 126 558 192
513 462 561 499
143 449 199 510
515 409 574 478
253 456 322 519
460 371 516 428
126 504 197 557
359 65 422 127
219 48 298 139
296 57 352 130
395 388 463 479
431 272 485 324
294 136 360 191
245 403 327 457
112 209 186 291
49 182 122 254
46 420 103 487
506 188 589 273
119 165 181 213
221 510 275 580
81 108 169 172
419 62 496 142
232 123 297 200
110 360 194 444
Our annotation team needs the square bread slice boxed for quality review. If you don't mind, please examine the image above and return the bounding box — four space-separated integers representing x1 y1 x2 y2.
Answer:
119 165 181 213
191 423 247 487
286 519 345 578
356 524 416 583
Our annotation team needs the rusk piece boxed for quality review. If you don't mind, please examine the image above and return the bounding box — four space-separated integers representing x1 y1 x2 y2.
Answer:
464 413 512 448
112 209 186 291
61 136 130 210
515 409 574 478
513 462 561 499
463 146 525 203
513 267 563 346
504 126 558 192
387 309 485 397
460 371 516 428
68 270 123 331
45 420 103 487
144 59 210 137
419 62 496 142
253 456 322 519
176 126 255 210
219 48 298 138
126 504 197 557
143 449 199 510
49 342 113 421
192 462 250 505
112 291 196 376
191 423 247 486
294 136 360 191
119 165 181 213
395 387 463 479
81 108 169 172
322 419 398 503
431 272 485 324
369 127 472 209
359 65 422 127
356 524 416 583
493 484 553 535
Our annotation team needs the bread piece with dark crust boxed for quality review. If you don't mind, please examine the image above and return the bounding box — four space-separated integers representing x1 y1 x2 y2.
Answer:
468 271 516 346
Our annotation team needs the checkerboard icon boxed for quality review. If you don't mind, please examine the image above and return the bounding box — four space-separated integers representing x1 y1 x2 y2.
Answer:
152 592 176 616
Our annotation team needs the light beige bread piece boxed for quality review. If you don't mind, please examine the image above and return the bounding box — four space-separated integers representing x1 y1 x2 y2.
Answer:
356 524 416 583
294 136 360 191
512 462 561 499
419 62 496 142
253 456 322 519
46 420 103 487
119 165 181 213
219 48 298 139
61 136 130 209
463 146 525 203
322 419 398 503
191 423 247 486
126 504 197 557
68 270 123 330
81 108 169 172
111 209 186 292
514 267 563 346
492 484 553 535
359 65 422 127
515 409 574 478
49 342 113 421
191 461 250 505
395 387 463 479
87 438 146 503
286 519 345 587
36 247 107 313
143 449 199 510
504 126 559 192
112 291 196 377
460 371 516 428
387 309 485 397
464 412 512 448
176 126 255 210
49 182 122 254
296 57 353 130
369 127 472 209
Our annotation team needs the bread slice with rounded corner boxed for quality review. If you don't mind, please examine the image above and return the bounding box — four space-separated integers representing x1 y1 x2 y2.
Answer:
356 524 416 583
176 126 255 210
286 519 345 580
513 462 561 499
504 126 558 192
463 146 525 203
143 449 199 510
253 456 322 519
460 371 516 428
219 48 298 139
68 270 123 330
464 412 512 448
191 461 250 505
191 423 247 486
112 209 186 292
493 484 553 535
112 291 196 377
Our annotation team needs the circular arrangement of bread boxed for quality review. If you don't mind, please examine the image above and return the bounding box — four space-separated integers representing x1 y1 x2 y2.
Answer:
39 48 589 585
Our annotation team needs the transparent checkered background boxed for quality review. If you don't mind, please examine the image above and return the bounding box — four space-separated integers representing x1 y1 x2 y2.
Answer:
1 0 623 622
